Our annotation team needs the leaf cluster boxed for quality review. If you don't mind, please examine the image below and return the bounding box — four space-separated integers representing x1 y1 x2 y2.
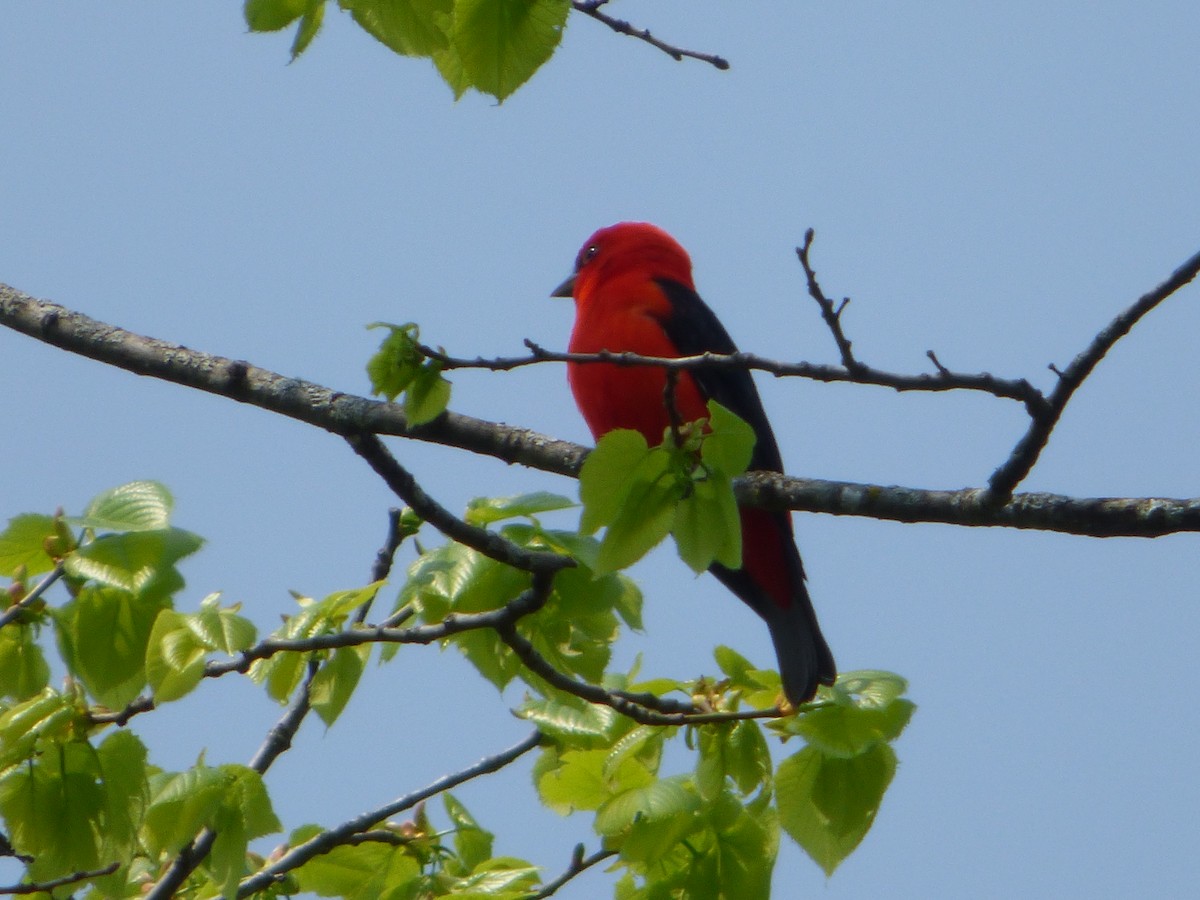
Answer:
0 472 912 898
245 0 570 101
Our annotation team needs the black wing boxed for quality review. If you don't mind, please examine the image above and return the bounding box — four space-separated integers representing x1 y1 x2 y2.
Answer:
655 278 785 474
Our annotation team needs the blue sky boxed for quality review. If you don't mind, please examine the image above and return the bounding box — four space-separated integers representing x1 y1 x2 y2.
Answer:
4 3 1200 897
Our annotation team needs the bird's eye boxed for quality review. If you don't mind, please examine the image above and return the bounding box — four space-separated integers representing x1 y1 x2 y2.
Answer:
577 243 599 270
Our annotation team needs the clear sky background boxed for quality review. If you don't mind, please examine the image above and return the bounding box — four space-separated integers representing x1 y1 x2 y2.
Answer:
4 3 1200 897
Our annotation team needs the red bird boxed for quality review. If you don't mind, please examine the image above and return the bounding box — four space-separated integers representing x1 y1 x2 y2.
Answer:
554 222 835 704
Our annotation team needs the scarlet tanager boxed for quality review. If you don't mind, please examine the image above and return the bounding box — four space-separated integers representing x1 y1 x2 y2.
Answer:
553 222 836 704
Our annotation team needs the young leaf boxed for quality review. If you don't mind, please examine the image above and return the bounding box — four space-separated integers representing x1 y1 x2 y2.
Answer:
366 322 423 400
444 793 494 875
770 669 915 755
146 610 209 703
95 730 150 861
579 429 650 535
404 362 452 424
593 451 680 575
0 624 50 701
77 480 174 532
672 474 741 573
465 491 575 526
244 0 307 32
290 1 324 58
517 695 620 748
596 777 702 864
64 527 204 602
776 743 897 876
344 0 452 57
702 402 757 477
53 586 168 710
536 748 655 815
450 0 569 101
309 645 369 727
0 514 57 577
0 739 106 879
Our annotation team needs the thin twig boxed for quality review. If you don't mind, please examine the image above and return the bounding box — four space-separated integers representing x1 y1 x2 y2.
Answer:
987 245 1200 499
146 662 318 900
0 861 119 895
0 564 64 629
417 339 1047 409
236 731 544 897
572 1 730 70
797 229 858 369
530 845 618 899
354 508 406 624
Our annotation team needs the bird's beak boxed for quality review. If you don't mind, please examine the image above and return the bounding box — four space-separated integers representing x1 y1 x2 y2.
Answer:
551 274 576 298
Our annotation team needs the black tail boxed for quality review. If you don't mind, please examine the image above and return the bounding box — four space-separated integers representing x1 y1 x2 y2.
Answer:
710 510 835 705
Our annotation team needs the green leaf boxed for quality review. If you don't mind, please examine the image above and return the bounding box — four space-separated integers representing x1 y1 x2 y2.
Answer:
695 720 772 801
293 839 421 898
701 402 756 477
0 739 105 880
366 322 423 401
713 645 754 681
672 473 741 573
344 0 453 57
64 527 203 601
776 743 896 875
404 362 451 424
594 451 680 575
291 0 325 58
365 323 452 424
146 609 209 702
791 698 915 759
0 623 50 700
465 492 575 526
77 480 174 532
579 429 650 534
450 0 569 101
145 764 280 898
683 791 778 900
244 0 307 31
441 856 542 895
143 767 227 855
444 793 493 874
309 645 369 727
517 694 619 747
596 776 701 863
207 767 282 899
54 585 168 709
95 730 150 862
770 669 915 755
249 584 380 701
604 726 666 783
432 32 471 99
189 594 258 654
0 513 57 577
0 689 79 772
536 747 654 815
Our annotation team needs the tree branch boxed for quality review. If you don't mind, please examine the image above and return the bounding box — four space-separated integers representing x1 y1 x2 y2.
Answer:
345 432 573 574
236 730 544 897
986 245 1200 498
572 1 730 70
4 283 1199 537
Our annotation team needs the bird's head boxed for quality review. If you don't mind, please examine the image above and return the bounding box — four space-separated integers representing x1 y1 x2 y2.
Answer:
552 222 695 301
